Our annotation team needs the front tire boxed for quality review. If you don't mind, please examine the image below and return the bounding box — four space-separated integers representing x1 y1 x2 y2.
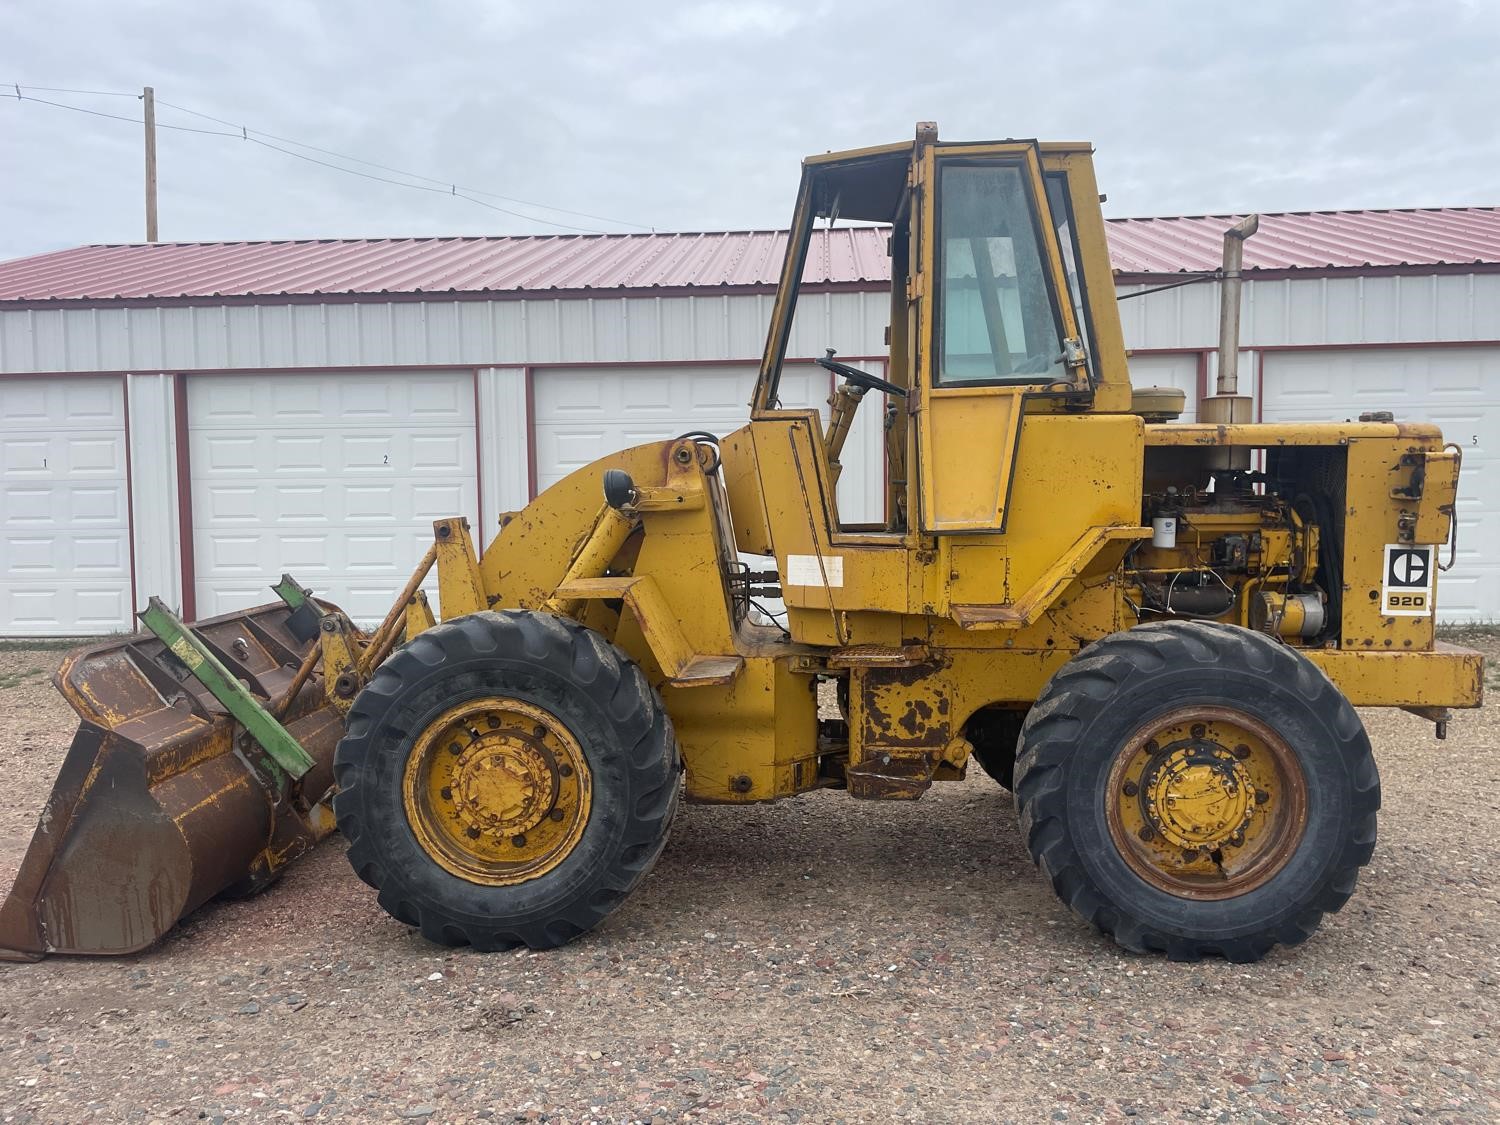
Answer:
1014 621 1379 962
333 610 680 951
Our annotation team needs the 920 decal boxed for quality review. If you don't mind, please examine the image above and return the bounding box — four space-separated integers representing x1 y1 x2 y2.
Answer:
1381 544 1435 617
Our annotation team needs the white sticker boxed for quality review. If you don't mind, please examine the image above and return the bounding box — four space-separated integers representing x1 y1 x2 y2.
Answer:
1380 543 1435 617
786 553 844 588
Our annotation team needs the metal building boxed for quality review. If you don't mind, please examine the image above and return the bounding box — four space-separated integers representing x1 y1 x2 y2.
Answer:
1 209 1496 635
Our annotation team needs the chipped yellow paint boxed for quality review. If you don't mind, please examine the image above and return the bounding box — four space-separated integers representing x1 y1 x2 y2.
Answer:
401 697 593 886
1107 709 1307 900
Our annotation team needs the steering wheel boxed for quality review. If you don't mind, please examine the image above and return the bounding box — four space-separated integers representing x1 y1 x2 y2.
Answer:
816 348 907 397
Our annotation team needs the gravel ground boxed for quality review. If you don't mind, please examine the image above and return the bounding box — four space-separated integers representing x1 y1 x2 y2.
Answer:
0 639 1497 1124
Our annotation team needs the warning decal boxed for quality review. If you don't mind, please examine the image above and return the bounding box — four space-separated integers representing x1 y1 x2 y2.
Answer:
1380 544 1435 617
785 553 844 588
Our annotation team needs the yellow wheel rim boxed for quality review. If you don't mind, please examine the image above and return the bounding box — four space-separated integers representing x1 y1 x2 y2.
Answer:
1105 706 1307 900
402 697 592 886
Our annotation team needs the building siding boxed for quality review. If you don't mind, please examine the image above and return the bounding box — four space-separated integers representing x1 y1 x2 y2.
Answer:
4 273 1498 376
1116 272 1500 351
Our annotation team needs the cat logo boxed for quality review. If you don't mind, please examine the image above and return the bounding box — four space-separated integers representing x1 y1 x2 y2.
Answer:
1381 544 1435 617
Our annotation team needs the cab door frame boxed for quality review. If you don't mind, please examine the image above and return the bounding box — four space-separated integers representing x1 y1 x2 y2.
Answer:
910 139 1087 535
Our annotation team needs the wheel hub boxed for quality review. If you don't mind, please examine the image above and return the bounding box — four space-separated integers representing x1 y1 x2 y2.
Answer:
1141 743 1255 851
402 697 592 886
1104 706 1307 900
450 737 558 839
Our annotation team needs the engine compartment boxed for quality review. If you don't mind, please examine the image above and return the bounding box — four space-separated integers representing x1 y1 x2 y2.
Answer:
1132 449 1344 646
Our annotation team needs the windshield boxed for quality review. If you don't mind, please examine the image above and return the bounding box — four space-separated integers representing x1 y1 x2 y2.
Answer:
936 162 1066 384
753 147 912 412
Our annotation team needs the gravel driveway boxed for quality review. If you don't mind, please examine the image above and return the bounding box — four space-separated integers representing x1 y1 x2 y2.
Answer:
0 638 1496 1123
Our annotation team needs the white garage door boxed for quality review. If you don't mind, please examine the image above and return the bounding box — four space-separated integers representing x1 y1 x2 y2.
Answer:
1126 353 1199 421
0 377 132 636
531 362 886 522
1262 346 1499 623
188 371 478 624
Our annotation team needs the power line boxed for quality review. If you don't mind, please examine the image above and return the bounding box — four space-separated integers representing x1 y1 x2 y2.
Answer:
5 84 654 234
9 90 243 137
155 97 650 229
238 135 605 233
6 83 139 97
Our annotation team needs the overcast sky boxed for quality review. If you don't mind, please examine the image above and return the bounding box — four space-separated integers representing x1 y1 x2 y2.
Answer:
3 0 1499 261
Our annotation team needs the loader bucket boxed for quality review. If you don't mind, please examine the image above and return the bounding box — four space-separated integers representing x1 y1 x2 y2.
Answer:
0 600 346 960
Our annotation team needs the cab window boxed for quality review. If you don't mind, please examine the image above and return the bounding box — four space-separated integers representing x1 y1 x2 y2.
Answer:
937 163 1066 384
1044 171 1093 378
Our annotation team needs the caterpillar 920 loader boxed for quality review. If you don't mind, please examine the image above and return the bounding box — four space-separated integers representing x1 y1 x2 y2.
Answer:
0 125 1483 964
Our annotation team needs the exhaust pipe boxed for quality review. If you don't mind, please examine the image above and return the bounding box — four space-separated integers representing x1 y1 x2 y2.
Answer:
1213 214 1260 400
1200 216 1260 469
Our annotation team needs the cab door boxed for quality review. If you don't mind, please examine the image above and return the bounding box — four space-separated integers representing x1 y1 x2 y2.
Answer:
911 141 1086 533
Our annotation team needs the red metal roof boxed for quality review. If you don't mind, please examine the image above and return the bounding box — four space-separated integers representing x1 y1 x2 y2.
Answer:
0 229 890 301
2 207 1498 302
1106 207 1500 275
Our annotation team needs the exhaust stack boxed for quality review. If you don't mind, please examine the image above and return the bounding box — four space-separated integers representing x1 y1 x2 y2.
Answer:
1200 213 1260 427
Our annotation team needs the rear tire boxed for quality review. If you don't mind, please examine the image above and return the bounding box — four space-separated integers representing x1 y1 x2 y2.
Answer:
1014 620 1379 963
333 610 680 951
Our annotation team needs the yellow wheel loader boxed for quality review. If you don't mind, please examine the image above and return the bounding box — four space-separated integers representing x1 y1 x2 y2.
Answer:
1 125 1483 963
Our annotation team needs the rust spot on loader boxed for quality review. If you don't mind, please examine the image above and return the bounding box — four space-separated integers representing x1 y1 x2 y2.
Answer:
0 601 344 960
858 660 953 751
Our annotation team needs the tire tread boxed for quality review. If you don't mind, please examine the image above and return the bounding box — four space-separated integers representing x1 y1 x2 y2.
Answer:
1013 621 1380 963
333 609 680 951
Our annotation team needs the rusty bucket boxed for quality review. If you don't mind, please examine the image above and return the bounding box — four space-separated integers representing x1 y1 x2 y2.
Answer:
0 601 345 960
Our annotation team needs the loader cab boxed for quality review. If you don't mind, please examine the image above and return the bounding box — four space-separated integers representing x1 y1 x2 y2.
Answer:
748 125 1133 537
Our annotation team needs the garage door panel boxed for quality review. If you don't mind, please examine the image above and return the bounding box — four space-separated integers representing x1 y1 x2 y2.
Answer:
3 480 127 528
1 431 123 479
1 377 132 635
532 362 883 523
412 483 467 518
9 533 127 574
190 371 477 623
0 379 118 427
275 485 327 522
407 433 466 472
1262 346 1499 622
273 434 327 471
343 484 396 521
686 378 751 411
201 434 259 473
1429 356 1483 394
4 585 131 631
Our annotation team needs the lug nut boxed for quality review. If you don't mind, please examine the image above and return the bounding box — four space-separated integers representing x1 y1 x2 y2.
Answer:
511 835 527 848
1232 744 1251 760
548 809 565 821
558 764 574 778
448 742 462 755
1254 789 1270 804
466 826 481 839
1137 826 1155 842
533 724 547 739
1122 781 1138 797
1143 740 1159 755
1190 723 1207 739
440 787 452 801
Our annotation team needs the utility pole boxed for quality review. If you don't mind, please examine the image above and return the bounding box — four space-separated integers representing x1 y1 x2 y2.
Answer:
143 86 158 242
